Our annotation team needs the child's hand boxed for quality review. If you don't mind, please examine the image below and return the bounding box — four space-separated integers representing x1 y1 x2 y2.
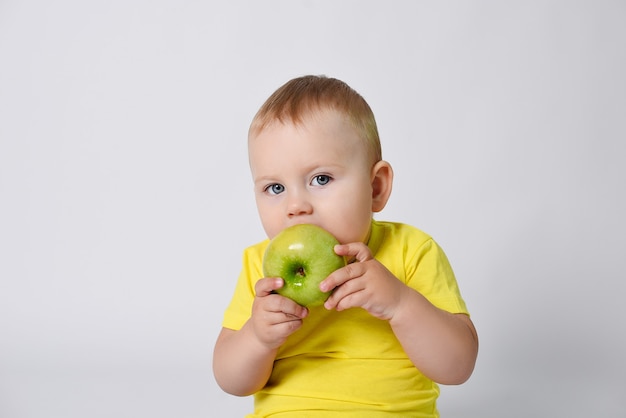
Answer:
320 243 408 320
250 277 309 349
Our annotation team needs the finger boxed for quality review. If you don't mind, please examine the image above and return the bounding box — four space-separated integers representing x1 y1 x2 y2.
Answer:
265 318 305 346
334 242 373 263
262 307 307 326
320 261 366 293
253 311 305 348
324 280 365 311
274 294 309 319
255 277 284 297
256 291 309 320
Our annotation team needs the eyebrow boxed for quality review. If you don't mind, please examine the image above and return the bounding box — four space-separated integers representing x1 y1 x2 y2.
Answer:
252 163 345 184
252 175 278 186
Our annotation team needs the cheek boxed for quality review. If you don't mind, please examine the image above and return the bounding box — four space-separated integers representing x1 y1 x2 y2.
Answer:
322 194 372 244
259 217 282 240
255 199 282 239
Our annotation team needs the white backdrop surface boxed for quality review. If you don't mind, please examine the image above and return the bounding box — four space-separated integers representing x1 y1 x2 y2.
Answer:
1 1 625 417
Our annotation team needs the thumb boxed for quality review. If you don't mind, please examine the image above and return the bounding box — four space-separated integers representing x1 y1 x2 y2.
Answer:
255 277 284 297
334 242 373 263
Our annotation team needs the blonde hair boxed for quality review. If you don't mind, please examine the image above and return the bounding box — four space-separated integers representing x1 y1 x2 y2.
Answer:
249 75 382 162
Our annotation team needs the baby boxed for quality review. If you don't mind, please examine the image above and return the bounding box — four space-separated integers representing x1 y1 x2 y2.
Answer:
213 75 478 417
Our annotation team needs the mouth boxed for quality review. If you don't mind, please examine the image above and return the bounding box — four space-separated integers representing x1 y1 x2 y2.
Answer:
288 221 320 229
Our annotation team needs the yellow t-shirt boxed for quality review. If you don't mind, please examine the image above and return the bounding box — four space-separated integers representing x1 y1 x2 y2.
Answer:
222 220 469 417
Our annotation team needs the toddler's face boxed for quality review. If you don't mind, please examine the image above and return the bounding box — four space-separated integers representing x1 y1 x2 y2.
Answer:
249 109 377 245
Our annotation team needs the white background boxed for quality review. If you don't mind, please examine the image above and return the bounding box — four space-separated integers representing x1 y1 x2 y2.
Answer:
1 1 625 417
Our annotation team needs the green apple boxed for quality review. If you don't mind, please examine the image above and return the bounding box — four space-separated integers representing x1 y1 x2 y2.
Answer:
263 224 346 307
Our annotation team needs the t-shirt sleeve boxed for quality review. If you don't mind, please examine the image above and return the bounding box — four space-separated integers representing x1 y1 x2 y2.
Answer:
406 237 469 315
221 243 266 330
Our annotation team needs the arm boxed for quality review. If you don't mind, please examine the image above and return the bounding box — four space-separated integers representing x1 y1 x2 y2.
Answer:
387 289 478 384
212 278 308 396
321 243 478 385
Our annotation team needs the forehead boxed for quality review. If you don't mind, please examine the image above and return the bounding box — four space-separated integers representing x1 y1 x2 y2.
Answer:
248 110 368 172
249 109 362 152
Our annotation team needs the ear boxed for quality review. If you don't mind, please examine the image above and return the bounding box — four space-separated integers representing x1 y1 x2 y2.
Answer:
370 160 393 213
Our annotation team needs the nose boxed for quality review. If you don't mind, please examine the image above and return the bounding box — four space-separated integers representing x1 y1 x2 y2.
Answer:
287 191 313 217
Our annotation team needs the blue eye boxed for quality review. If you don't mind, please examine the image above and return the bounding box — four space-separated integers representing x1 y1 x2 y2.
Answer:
266 183 285 195
311 175 331 186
